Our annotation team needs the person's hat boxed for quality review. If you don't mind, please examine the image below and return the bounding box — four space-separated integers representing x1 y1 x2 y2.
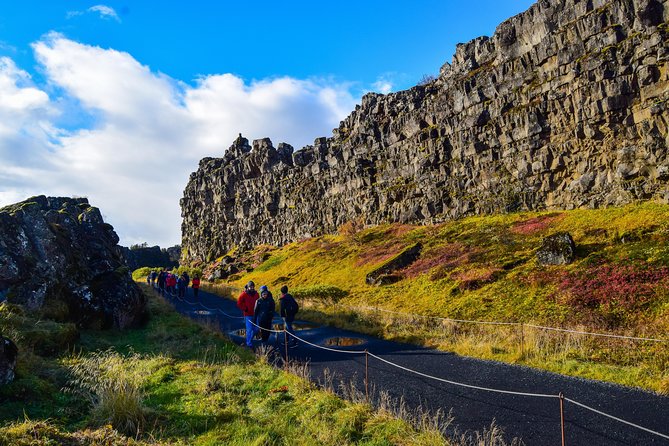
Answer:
259 285 268 293
247 281 255 287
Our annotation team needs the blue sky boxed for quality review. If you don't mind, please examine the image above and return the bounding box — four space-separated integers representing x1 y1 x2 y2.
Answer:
0 1 535 248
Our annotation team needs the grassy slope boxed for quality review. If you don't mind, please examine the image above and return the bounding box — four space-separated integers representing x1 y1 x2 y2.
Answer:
219 202 669 393
0 285 458 446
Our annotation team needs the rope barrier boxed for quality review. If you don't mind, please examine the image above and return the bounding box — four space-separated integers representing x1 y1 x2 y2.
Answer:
524 324 669 343
247 318 285 334
354 305 668 342
286 330 367 355
216 308 245 319
356 305 520 326
564 397 669 440
367 352 559 399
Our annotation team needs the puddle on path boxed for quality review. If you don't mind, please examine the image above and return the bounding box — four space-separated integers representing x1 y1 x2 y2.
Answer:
232 322 318 338
192 310 214 316
323 337 365 347
272 322 319 331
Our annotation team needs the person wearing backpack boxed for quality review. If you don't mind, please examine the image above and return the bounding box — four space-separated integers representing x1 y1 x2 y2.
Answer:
279 285 299 347
254 285 276 346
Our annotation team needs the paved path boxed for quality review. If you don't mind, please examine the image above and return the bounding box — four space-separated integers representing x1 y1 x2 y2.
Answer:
159 288 669 445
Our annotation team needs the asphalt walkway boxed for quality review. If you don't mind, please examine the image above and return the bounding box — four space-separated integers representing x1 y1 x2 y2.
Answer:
158 287 669 445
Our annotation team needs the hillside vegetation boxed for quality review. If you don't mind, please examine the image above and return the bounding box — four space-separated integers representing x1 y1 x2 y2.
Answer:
210 202 669 393
1 285 502 446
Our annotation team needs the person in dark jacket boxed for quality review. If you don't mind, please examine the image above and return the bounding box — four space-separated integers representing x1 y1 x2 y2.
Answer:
157 270 166 295
237 281 259 347
254 285 275 345
279 285 299 347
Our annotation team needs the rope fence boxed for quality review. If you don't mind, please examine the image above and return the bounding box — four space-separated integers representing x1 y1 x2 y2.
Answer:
156 286 669 443
353 304 669 343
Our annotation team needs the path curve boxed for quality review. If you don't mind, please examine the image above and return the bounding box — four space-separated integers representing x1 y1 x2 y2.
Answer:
159 287 669 446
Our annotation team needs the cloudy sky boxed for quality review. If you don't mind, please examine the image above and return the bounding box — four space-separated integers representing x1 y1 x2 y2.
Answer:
0 1 534 248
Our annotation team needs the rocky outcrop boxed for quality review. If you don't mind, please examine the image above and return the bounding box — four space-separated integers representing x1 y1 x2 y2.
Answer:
366 243 423 285
0 196 146 329
0 336 17 385
181 0 669 263
537 232 577 265
120 245 178 270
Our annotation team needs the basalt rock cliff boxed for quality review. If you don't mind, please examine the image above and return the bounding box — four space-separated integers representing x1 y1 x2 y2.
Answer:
120 245 179 270
182 0 669 263
0 196 146 329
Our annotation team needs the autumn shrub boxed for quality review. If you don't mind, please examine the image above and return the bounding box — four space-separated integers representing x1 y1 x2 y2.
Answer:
555 263 669 325
452 266 502 291
510 213 564 235
338 218 365 243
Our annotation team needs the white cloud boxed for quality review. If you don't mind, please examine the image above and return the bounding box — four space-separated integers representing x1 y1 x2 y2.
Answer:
67 5 120 22
0 34 360 248
372 78 393 94
89 5 120 21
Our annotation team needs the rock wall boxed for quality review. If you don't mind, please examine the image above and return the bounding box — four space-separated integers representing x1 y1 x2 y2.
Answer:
0 196 146 329
120 245 179 270
182 0 669 263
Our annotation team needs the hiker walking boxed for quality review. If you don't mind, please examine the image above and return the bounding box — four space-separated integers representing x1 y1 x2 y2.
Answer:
254 285 275 345
279 285 299 347
177 273 188 298
192 275 200 299
237 281 260 348
157 270 166 295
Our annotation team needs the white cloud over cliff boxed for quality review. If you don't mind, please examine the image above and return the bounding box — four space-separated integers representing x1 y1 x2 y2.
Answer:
0 34 359 247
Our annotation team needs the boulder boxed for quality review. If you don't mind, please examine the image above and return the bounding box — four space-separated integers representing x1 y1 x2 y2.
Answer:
0 336 17 385
0 196 146 329
366 243 422 285
537 232 576 265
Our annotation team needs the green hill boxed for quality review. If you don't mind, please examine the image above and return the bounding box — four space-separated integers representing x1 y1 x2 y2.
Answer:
208 202 669 393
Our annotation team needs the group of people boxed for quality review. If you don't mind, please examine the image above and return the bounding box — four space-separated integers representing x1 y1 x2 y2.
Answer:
148 269 201 298
148 272 298 348
237 281 299 348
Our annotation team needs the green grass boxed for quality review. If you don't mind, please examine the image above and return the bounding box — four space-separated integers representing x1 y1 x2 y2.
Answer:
4 285 513 445
205 202 669 393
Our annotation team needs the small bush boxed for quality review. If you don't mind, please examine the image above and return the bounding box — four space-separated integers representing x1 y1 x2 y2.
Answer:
64 349 148 436
131 267 152 281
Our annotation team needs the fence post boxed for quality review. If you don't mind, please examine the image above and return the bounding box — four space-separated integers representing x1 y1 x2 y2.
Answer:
559 392 566 446
284 327 289 371
520 322 525 357
365 349 369 403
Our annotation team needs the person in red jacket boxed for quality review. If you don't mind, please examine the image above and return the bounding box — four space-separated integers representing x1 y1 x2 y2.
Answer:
191 275 201 299
237 281 259 347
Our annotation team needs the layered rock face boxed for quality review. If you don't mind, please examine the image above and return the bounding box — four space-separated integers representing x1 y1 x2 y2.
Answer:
182 0 669 263
0 196 146 329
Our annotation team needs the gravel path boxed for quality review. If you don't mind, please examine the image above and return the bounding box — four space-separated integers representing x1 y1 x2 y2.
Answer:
160 288 669 445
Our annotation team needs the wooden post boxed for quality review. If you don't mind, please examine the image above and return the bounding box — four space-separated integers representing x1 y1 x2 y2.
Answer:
520 323 525 357
365 349 369 403
559 392 566 446
284 328 289 371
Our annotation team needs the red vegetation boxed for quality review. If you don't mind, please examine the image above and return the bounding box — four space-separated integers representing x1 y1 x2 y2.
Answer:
451 267 501 290
556 263 669 312
355 240 408 267
400 243 480 279
511 213 564 235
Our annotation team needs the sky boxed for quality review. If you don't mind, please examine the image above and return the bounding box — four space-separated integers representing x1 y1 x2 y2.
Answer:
0 1 535 248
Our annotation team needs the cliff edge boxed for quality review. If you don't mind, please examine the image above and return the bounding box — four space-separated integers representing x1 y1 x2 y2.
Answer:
182 0 669 263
